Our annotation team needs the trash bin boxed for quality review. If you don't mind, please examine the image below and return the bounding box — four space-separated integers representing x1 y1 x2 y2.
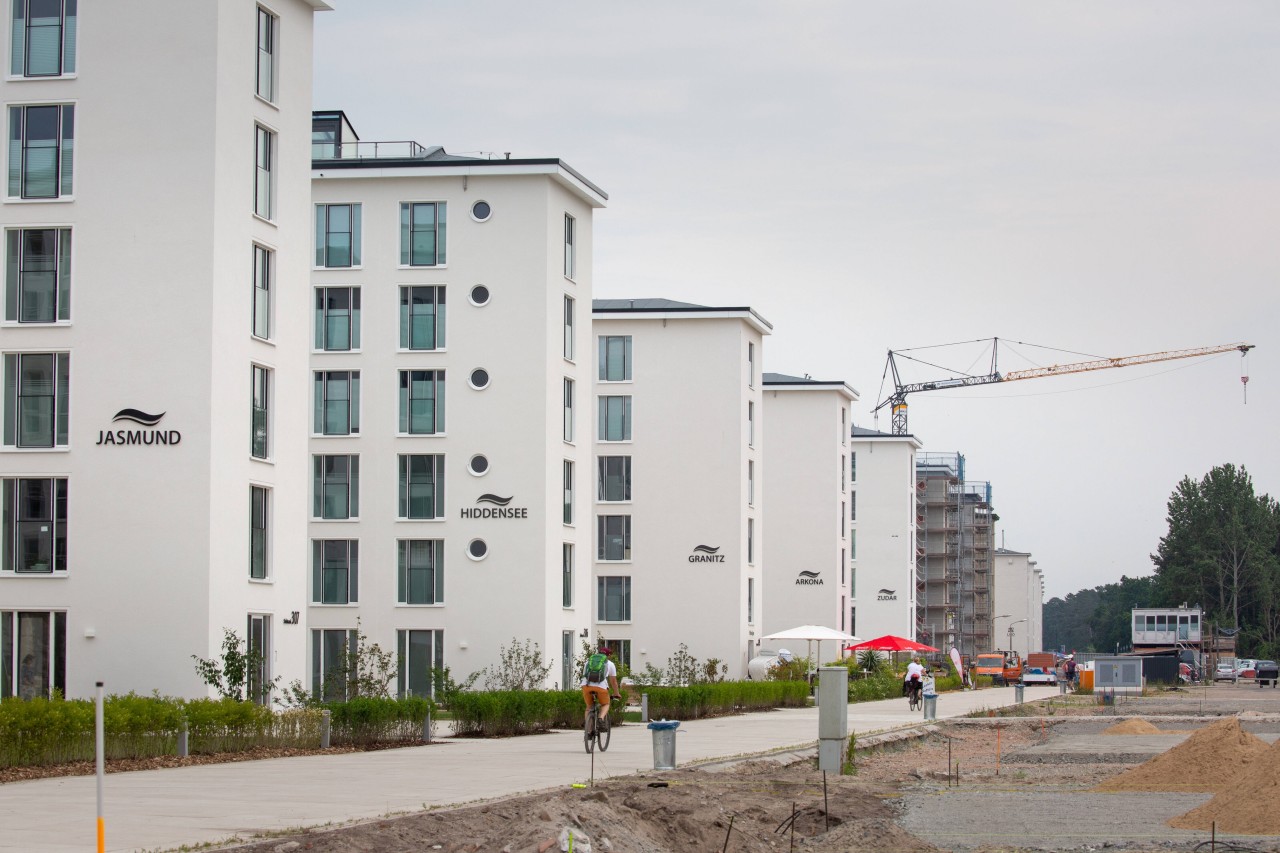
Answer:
1059 679 1068 695
647 720 680 770
1014 684 1025 704
922 694 937 721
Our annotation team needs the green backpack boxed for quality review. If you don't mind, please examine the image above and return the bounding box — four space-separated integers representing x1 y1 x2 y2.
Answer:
585 653 608 683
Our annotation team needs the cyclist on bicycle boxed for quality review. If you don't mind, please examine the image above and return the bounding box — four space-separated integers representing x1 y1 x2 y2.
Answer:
904 656 925 705
581 645 622 732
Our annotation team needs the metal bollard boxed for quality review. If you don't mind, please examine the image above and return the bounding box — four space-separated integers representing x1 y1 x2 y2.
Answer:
422 710 431 743
1059 679 1068 695
320 709 331 749
177 719 189 758
922 694 937 721
1015 684 1025 704
641 693 649 723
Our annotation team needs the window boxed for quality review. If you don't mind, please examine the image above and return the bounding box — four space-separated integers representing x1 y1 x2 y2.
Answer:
563 295 574 360
851 567 856 598
246 613 271 705
840 455 845 493
747 518 754 564
748 460 754 505
253 125 274 218
597 456 630 502
602 639 632 668
5 228 70 323
399 286 444 350
747 400 755 446
850 606 856 638
398 370 444 435
397 628 443 699
597 396 631 441
597 576 630 622
249 485 269 579
1 477 66 572
841 406 847 444
748 341 754 387
563 378 574 442
3 352 68 447
252 245 271 339
8 104 74 199
563 213 575 279
313 370 359 435
841 501 846 537
748 577 754 624
315 204 361 267
841 595 846 632
850 492 856 522
254 6 276 100
850 529 855 560
563 460 573 524
313 455 358 519
11 0 77 77
850 452 856 483
312 627 356 701
251 365 270 458
597 515 630 561
1 610 65 699
314 287 360 351
561 631 573 691
598 335 632 381
312 540 357 604
398 539 443 604
562 543 574 607
398 454 444 520
400 202 446 266
841 547 846 586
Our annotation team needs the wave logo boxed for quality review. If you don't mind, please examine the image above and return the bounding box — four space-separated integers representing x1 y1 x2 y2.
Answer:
796 570 823 586
692 545 720 554
689 545 724 563
476 494 513 506
877 588 898 601
112 408 165 426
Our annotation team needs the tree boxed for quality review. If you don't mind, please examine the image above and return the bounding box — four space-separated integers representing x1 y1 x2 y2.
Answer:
474 637 553 691
192 628 275 702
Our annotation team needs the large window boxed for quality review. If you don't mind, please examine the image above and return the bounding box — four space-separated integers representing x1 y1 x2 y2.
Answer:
597 515 631 561
400 202 446 266
11 0 77 78
313 455 358 519
312 627 356 701
1 477 66 573
597 576 630 622
249 485 269 579
398 539 443 604
747 341 755 388
251 365 270 459
253 125 274 218
748 460 754 505
602 639 632 668
563 213 575 279
315 203 360 267
3 352 68 448
397 628 443 699
5 228 70 323
747 517 754 564
597 396 631 442
597 456 630 502
563 295 574 360
313 370 359 436
1 610 65 699
562 543 574 607
399 286 445 350
563 460 573 524
314 287 360 351
398 454 444 520
598 336 631 381
398 370 444 435
8 104 74 199
254 6 276 100
312 539 358 604
747 400 755 446
252 245 271 339
748 578 754 624
563 378 574 442
246 613 271 705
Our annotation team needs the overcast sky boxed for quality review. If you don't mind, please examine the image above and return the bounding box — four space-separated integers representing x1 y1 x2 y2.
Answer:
314 2 1278 600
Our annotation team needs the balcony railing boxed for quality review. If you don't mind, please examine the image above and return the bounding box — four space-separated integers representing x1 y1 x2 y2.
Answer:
313 140 434 161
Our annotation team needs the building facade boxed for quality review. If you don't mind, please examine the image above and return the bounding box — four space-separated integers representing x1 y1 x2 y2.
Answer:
991 547 1043 658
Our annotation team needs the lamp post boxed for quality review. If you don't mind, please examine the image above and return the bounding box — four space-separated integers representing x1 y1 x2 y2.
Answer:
992 614 1012 651
1008 619 1027 657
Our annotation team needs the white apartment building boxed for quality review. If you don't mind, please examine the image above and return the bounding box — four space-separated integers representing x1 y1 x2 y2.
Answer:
759 374 857 641
849 426 921 641
992 547 1043 657
590 299 769 679
307 114 607 696
0 0 328 700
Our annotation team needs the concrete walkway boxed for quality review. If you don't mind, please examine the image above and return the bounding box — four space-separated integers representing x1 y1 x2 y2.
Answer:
0 684 1059 853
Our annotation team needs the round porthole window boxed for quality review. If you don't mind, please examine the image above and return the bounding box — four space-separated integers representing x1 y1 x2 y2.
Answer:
470 285 491 306
468 539 488 560
469 454 489 476
471 200 492 222
470 368 490 390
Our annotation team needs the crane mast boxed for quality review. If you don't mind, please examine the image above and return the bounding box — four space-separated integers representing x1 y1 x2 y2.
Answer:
875 339 1254 435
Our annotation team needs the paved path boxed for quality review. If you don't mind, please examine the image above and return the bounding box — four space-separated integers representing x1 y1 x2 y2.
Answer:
0 684 1059 853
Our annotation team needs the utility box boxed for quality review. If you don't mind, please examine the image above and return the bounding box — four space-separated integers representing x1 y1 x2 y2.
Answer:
817 667 848 740
1093 655 1143 695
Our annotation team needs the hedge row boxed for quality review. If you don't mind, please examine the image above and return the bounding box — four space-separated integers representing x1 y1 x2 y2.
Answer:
642 680 810 720
0 693 434 768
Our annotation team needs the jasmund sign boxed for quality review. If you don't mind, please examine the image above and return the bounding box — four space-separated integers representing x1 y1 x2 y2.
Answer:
96 409 181 446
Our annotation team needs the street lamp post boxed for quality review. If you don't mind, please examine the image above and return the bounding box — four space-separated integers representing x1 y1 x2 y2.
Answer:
1008 619 1027 656
993 614 1012 651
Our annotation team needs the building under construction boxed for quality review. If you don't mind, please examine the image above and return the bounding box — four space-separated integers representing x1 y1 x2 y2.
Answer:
915 453 996 660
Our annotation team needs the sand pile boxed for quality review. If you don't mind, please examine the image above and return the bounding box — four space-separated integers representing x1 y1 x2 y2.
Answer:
1102 719 1162 735
1169 736 1280 833
1093 717 1269 792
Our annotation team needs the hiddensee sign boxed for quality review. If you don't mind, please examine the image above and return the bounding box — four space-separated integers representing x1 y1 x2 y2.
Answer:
96 409 181 446
460 494 529 519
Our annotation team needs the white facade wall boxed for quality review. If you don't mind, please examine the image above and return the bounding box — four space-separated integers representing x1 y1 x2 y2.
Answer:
992 549 1042 657
760 380 855 644
0 0 323 699
591 307 767 679
849 431 921 642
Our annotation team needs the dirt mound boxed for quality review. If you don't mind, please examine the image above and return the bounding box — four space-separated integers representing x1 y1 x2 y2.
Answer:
1168 736 1280 834
1102 718 1162 735
1093 717 1269 792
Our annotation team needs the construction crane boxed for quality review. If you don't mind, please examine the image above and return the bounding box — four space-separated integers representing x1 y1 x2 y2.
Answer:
874 338 1255 435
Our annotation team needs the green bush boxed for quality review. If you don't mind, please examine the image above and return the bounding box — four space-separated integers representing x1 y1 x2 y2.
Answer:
643 681 808 720
322 695 434 746
847 671 903 703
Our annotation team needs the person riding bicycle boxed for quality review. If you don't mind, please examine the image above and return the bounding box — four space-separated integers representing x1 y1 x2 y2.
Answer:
904 656 925 704
581 645 622 733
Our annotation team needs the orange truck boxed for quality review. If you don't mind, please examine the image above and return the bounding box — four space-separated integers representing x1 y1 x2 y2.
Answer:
974 651 1023 685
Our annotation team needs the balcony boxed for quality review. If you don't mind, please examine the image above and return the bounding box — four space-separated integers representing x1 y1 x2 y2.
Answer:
313 140 436 161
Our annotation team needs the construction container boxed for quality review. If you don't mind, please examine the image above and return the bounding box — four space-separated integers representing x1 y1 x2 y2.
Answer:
1079 669 1094 692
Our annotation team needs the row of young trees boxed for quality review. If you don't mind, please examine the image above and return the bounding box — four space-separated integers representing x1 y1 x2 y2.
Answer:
1045 464 1280 659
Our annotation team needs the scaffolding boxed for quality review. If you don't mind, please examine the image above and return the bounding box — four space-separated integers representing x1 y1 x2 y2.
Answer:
915 453 995 660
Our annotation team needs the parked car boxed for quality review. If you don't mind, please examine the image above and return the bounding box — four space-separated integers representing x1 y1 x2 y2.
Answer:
1236 659 1258 679
1214 662 1238 682
1255 660 1278 688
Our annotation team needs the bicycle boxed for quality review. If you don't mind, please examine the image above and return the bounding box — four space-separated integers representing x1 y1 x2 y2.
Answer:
584 694 612 753
906 678 922 712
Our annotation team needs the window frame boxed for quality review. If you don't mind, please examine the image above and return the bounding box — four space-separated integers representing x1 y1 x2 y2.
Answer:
398 285 445 351
311 627 357 701
597 395 632 442
563 294 575 361
562 377 574 443
5 226 70 324
249 484 269 580
313 286 361 352
396 628 443 699
1 609 66 699
397 453 445 520
7 103 75 200
313 370 360 437
251 243 271 340
254 5 277 102
312 454 359 520
10 0 77 79
399 201 447 267
312 539 358 605
561 542 574 608
3 351 68 448
596 514 631 562
398 369 445 436
596 576 631 622
598 335 632 382
253 124 275 220
563 213 576 279
562 459 574 525
596 455 631 503
314 203 361 268
1 476 66 573
251 364 270 459
397 539 443 605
